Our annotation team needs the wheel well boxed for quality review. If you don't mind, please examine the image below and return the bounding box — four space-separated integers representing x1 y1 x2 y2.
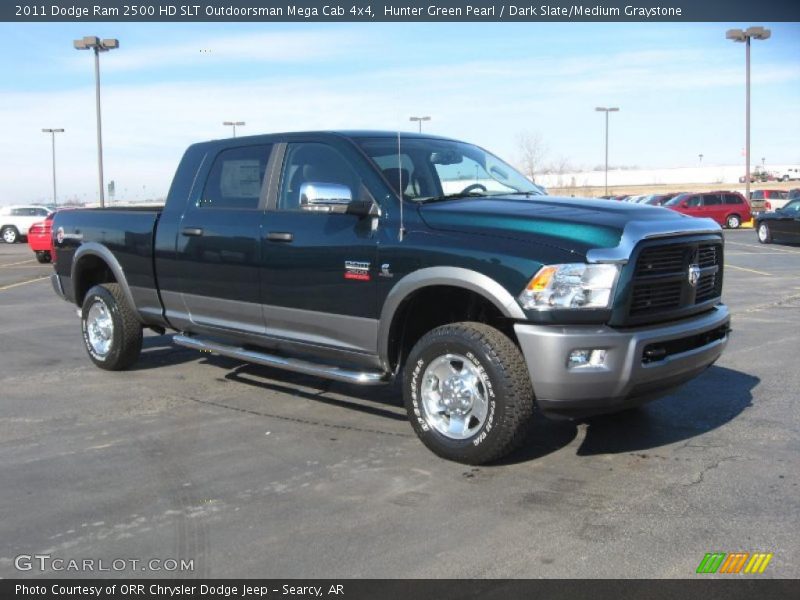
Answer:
386 285 516 372
74 255 117 305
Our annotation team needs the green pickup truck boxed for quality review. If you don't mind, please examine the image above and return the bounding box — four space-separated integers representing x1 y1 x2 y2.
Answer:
51 131 730 464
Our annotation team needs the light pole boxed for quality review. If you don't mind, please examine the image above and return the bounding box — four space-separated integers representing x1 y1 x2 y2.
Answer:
409 116 431 133
223 121 245 137
726 26 770 200
74 36 119 208
595 107 619 196
41 128 64 207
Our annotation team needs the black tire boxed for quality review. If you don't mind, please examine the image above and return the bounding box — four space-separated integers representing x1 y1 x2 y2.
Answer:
1 226 19 244
757 221 772 244
403 322 535 464
80 283 143 371
35 251 51 264
726 214 741 229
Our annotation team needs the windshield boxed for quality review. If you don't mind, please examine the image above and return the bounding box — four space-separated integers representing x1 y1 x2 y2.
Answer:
355 137 542 202
665 193 690 206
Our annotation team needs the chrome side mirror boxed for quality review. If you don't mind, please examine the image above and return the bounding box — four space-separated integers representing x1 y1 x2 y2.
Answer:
299 182 352 213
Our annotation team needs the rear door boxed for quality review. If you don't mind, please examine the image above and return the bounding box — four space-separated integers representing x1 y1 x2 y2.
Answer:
700 193 725 225
170 143 274 334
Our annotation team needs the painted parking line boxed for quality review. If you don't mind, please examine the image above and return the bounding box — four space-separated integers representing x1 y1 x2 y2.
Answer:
724 263 772 276
0 259 36 267
726 241 800 255
0 276 49 291
725 251 798 256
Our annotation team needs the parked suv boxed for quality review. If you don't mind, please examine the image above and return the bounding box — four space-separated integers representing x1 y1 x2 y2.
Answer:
0 205 52 244
665 192 751 228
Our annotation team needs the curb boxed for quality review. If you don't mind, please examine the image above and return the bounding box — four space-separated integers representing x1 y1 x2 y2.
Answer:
741 219 754 229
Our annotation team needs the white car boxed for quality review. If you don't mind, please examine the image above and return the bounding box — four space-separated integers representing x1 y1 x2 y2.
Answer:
0 205 53 244
777 167 800 182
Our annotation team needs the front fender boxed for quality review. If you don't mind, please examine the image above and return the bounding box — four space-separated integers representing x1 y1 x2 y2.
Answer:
377 266 526 370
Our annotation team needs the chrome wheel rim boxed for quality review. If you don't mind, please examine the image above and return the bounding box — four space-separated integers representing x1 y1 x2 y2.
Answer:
2 229 15 243
420 353 490 440
86 300 114 356
758 224 768 242
728 216 739 228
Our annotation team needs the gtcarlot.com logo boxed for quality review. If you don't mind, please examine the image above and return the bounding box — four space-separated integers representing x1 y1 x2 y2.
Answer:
696 552 773 574
14 554 194 572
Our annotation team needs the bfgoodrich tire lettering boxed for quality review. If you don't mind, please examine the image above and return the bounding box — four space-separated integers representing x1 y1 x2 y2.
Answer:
404 322 535 464
80 283 143 371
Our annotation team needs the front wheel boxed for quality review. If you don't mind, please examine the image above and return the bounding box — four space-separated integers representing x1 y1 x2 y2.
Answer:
403 322 535 464
757 222 772 244
81 283 143 370
726 214 741 229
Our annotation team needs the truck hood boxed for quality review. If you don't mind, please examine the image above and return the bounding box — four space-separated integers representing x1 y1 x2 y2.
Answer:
417 195 697 256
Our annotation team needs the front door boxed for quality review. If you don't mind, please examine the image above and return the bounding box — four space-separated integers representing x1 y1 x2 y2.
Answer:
259 141 380 356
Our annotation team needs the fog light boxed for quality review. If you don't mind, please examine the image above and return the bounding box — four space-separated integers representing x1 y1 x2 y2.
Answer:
568 349 607 369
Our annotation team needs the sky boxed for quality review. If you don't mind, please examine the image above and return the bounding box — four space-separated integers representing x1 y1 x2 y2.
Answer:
0 21 798 205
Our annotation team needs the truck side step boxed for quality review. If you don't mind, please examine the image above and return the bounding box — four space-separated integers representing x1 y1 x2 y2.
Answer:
172 334 390 386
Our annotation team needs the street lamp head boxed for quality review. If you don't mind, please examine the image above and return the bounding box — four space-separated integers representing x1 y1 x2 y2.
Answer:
74 36 119 51
745 26 771 40
223 121 245 126
726 29 747 42
42 128 65 133
595 107 619 112
409 116 431 122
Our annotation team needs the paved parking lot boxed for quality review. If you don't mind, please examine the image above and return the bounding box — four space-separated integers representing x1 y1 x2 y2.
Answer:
0 230 798 578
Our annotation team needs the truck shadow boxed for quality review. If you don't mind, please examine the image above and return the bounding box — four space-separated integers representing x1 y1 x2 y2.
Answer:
221 362 409 422
128 334 200 371
498 365 756 464
575 365 756 456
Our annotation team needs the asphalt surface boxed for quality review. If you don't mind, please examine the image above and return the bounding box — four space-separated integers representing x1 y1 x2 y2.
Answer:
0 230 798 579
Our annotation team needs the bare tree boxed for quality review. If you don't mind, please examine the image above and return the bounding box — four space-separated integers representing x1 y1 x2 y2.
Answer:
516 131 547 183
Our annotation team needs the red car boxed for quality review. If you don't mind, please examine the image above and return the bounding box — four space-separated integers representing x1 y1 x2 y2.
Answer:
27 212 56 263
664 191 751 229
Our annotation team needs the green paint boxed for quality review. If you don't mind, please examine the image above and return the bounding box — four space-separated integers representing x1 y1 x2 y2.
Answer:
423 213 622 249
696 553 726 574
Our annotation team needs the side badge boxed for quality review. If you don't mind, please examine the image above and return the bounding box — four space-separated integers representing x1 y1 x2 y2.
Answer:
344 260 371 281
379 263 393 278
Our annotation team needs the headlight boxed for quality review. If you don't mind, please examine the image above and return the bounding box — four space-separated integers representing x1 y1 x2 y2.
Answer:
518 263 620 310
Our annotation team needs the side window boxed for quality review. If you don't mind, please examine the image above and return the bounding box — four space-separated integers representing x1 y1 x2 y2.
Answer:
277 143 360 211
703 194 722 206
35 208 49 216
724 194 743 205
199 145 272 209
687 195 701 207
11 208 25 216
752 191 763 200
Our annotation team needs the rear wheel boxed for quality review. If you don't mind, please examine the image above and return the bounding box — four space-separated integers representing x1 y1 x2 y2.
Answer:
403 322 535 464
81 283 143 370
757 222 772 244
34 251 51 264
726 214 741 229
1 226 19 244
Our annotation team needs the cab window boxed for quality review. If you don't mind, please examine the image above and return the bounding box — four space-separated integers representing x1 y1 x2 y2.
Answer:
277 143 360 211
199 145 272 209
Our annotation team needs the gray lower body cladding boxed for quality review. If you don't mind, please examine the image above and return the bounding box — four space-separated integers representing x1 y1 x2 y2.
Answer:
514 305 731 417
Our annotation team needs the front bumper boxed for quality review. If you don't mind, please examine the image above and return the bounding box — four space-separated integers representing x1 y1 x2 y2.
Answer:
514 305 730 417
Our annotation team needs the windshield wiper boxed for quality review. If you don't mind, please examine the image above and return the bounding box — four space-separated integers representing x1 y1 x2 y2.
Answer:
420 192 489 204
